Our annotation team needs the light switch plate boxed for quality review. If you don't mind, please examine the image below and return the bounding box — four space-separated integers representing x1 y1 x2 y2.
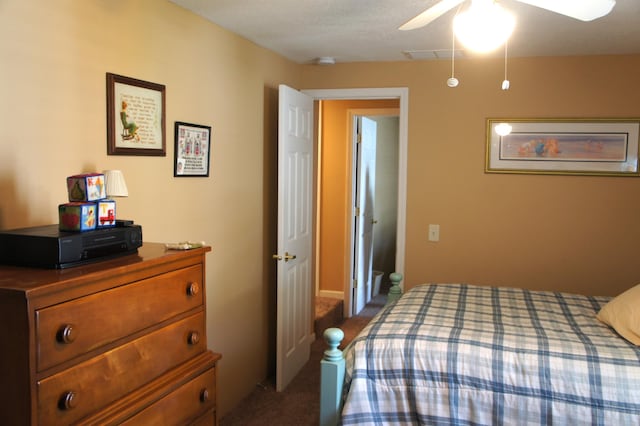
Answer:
428 224 440 242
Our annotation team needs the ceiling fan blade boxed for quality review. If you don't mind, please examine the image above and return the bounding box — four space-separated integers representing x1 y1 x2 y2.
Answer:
399 0 465 30
516 0 616 22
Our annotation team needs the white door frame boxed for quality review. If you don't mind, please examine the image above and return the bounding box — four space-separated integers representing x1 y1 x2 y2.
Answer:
303 88 408 317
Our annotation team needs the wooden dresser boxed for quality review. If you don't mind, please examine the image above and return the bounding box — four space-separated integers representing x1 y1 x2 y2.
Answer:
0 243 220 425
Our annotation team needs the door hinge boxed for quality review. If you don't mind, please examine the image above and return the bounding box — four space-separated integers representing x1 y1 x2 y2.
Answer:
353 279 358 289
355 207 360 216
357 133 362 144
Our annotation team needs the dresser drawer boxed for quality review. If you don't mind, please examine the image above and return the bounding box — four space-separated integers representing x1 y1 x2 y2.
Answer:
121 366 216 425
37 311 207 425
191 410 217 426
36 264 204 371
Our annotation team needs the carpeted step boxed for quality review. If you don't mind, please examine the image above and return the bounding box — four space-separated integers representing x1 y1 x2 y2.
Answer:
314 297 343 338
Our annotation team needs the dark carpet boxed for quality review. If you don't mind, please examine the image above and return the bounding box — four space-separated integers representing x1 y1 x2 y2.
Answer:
220 295 387 426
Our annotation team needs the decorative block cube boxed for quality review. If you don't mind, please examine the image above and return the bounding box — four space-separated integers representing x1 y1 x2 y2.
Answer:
97 199 116 228
59 202 97 232
67 173 106 202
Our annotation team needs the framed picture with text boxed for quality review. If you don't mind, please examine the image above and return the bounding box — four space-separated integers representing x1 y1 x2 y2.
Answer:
106 73 166 156
174 121 212 177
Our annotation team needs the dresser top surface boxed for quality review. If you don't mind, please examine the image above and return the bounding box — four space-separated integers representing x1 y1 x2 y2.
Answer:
0 242 211 294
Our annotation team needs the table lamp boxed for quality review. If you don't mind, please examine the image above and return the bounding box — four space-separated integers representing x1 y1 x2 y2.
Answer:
103 170 133 226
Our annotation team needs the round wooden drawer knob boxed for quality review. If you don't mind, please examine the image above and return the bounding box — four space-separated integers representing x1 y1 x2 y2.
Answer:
200 388 209 403
188 331 200 345
58 391 78 410
56 324 77 344
187 282 200 296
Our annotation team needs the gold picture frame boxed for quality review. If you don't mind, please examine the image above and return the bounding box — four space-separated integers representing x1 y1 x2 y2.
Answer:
486 118 640 176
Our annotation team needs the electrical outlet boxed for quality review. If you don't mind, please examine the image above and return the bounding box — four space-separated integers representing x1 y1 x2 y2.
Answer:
428 224 440 242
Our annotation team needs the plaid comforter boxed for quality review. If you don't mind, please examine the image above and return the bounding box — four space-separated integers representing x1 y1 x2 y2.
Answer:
340 284 640 425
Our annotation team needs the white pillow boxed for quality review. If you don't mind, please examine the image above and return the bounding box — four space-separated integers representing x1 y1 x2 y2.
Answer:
597 283 640 346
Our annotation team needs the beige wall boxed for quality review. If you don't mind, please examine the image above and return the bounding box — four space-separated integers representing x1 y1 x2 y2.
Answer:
303 55 640 297
2 0 640 419
0 0 300 418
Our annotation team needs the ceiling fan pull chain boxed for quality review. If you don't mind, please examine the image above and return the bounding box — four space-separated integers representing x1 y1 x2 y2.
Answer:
502 40 510 90
447 22 459 88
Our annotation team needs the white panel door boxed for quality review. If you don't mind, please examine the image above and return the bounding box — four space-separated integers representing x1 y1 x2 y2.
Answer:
276 84 314 391
353 116 377 315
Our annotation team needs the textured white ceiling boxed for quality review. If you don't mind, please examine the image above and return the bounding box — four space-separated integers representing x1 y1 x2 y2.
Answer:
169 0 640 64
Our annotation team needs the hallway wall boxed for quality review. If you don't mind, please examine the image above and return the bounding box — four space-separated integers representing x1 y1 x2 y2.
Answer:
372 115 400 288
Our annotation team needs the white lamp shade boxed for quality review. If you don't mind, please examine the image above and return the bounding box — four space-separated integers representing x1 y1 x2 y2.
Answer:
103 170 129 197
454 1 515 53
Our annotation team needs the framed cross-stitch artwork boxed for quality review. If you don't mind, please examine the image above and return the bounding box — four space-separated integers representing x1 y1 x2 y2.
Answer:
106 73 166 156
174 121 211 177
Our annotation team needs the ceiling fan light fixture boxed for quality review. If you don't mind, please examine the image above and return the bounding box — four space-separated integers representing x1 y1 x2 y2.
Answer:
453 0 515 53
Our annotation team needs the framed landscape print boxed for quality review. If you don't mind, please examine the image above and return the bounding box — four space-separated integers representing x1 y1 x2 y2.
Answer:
486 118 640 176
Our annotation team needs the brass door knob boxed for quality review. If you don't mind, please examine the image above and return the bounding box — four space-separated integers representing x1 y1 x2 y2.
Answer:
272 252 297 262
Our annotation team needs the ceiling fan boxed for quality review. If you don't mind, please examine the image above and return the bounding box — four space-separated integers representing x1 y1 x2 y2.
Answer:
399 0 616 31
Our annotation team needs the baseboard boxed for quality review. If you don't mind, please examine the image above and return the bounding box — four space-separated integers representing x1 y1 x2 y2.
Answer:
317 290 343 300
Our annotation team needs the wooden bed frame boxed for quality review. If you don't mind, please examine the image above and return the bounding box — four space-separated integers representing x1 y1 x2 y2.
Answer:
319 272 403 426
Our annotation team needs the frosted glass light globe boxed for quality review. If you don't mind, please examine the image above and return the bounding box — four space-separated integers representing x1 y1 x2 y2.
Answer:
454 1 515 53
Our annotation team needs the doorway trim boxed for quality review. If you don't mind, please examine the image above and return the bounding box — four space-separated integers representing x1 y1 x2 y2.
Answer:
302 87 408 317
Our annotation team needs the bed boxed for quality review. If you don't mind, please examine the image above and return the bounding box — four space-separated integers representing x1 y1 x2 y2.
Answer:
320 277 640 425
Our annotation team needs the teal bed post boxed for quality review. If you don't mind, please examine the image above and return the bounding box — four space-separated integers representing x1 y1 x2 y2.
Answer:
320 328 345 426
386 272 403 305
